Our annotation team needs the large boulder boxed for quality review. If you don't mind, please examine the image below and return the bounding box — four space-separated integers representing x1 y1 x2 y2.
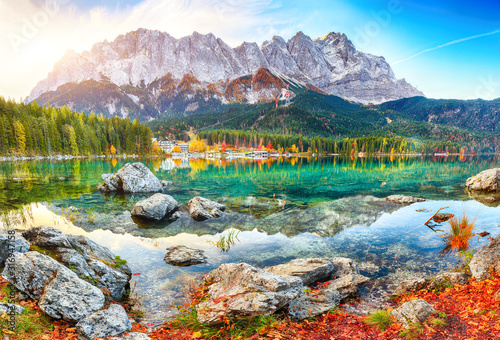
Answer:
264 258 335 286
390 299 435 327
163 245 207 266
2 251 104 322
22 227 131 300
76 304 132 340
2 251 61 300
0 230 30 267
469 234 500 281
466 168 500 192
98 163 163 193
39 268 105 322
385 195 426 205
288 287 341 319
131 193 178 220
188 197 226 221
196 263 302 324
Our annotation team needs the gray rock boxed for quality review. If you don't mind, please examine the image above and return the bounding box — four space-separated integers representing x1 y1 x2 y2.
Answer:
39 268 105 322
76 304 132 339
108 333 151 340
392 278 428 296
98 163 163 193
22 226 72 249
188 196 226 221
196 263 302 324
328 273 370 299
131 193 178 220
390 299 436 327
470 234 500 281
0 229 30 267
99 173 122 192
264 258 335 286
466 168 500 192
58 248 130 300
385 195 427 205
68 235 132 278
331 257 358 276
117 163 163 193
164 245 207 266
0 302 24 315
2 251 62 300
429 272 469 290
288 287 341 319
21 228 131 300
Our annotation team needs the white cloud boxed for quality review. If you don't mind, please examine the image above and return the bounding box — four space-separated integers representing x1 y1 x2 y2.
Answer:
0 0 302 100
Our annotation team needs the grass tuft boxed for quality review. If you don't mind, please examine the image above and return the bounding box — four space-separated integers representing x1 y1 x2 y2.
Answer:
363 309 393 331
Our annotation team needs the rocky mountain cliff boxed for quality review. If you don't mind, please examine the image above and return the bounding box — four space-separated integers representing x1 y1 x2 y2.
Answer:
28 28 423 119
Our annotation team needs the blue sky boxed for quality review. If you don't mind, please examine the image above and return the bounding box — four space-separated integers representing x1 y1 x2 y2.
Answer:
1 0 499 100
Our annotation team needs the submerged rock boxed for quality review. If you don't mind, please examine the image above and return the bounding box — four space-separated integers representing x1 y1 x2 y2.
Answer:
264 258 335 286
98 162 163 193
188 196 226 221
466 168 500 192
76 304 132 339
0 230 30 267
258 196 401 237
196 263 302 324
163 245 207 266
391 299 435 327
385 195 426 205
131 193 178 220
469 234 500 281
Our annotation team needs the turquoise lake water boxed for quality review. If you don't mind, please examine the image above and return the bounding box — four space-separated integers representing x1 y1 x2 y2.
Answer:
1 155 499 322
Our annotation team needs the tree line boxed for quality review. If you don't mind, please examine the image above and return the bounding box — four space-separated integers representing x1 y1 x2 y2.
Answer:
0 98 152 156
198 129 461 154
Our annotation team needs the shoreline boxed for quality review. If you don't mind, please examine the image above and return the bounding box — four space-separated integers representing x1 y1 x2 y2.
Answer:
0 152 497 163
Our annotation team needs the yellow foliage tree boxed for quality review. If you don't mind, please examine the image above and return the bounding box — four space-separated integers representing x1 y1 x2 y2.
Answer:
172 145 182 153
110 145 117 155
189 138 207 152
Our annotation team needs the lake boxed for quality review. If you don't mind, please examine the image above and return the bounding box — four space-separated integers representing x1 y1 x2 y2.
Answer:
1 155 500 323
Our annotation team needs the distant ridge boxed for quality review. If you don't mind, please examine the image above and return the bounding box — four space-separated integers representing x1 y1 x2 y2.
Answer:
28 28 424 119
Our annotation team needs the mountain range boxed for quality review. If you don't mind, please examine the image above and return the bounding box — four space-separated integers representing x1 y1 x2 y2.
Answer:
28 28 423 119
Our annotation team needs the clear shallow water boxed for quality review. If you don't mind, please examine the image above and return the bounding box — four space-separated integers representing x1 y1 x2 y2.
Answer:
1 155 500 322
